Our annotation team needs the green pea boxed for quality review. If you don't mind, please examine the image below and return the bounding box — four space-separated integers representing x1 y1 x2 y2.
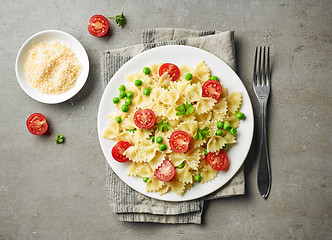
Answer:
216 129 222 136
126 91 133 99
194 174 202 182
151 136 155 143
134 79 143 86
125 98 132 105
217 121 224 129
121 104 129 112
119 85 126 91
210 76 219 81
229 127 237 135
143 88 150 96
143 177 149 183
156 136 163 144
113 97 120 104
115 116 121 123
159 144 167 151
185 73 193 80
119 91 126 99
222 144 228 150
223 121 231 130
204 148 208 155
236 112 245 120
143 67 151 75
177 162 184 169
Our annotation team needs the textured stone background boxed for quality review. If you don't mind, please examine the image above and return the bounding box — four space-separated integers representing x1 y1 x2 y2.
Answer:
0 0 331 239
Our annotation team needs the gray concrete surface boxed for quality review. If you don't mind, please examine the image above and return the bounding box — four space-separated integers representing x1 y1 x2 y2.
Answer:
1 0 331 239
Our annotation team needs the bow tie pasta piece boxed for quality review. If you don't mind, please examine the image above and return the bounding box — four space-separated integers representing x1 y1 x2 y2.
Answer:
154 73 172 88
150 87 168 100
197 158 219 184
183 83 203 103
207 136 228 153
127 161 152 177
127 161 164 192
148 151 167 171
223 132 237 144
192 61 211 83
227 91 242 114
103 112 127 140
162 174 186 196
226 114 240 129
195 111 212 123
126 72 145 84
179 64 194 80
174 120 198 137
176 165 194 184
196 97 217 115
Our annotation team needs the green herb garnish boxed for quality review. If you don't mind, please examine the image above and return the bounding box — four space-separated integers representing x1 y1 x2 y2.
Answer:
53 135 65 144
128 128 137 133
156 119 170 132
194 127 210 140
109 12 126 27
175 102 195 116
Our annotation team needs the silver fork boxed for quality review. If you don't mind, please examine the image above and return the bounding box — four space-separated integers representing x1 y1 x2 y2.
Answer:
253 46 271 199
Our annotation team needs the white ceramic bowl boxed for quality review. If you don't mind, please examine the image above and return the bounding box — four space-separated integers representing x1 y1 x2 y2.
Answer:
15 30 89 104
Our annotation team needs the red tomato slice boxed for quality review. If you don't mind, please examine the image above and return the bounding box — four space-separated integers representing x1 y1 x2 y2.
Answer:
154 159 176 182
206 150 229 171
88 15 109 37
159 63 180 81
111 141 132 163
202 80 223 100
26 113 48 135
133 109 156 129
169 131 191 153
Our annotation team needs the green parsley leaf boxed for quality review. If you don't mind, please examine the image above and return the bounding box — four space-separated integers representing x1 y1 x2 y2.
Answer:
175 102 195 116
53 135 65 144
128 128 137 133
194 127 210 140
109 12 126 27
156 119 170 132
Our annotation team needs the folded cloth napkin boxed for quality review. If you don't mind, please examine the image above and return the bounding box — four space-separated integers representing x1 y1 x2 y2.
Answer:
101 28 245 224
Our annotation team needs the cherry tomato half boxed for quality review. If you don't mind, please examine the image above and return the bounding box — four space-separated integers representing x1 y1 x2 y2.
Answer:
169 131 191 153
159 63 180 81
206 150 229 171
154 159 176 182
202 80 223 100
111 141 132 163
26 113 48 135
88 15 109 37
133 109 156 129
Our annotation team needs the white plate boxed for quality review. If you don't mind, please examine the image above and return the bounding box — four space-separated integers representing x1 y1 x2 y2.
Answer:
98 45 254 202
15 30 89 104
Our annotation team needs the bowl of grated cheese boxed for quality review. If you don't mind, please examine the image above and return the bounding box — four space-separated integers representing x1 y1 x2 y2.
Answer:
15 30 89 104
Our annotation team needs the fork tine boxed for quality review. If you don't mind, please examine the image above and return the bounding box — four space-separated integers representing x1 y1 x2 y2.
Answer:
253 47 258 86
266 46 270 86
262 46 266 85
258 46 262 85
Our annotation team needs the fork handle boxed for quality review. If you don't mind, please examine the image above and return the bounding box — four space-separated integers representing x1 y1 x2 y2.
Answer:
257 98 271 199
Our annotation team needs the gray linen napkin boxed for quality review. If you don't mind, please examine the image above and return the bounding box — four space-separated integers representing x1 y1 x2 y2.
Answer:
101 28 245 224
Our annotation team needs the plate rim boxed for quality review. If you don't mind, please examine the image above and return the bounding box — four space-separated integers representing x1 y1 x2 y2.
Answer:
15 29 89 104
97 45 254 202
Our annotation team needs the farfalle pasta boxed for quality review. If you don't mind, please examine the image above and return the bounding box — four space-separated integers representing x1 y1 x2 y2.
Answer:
103 61 244 196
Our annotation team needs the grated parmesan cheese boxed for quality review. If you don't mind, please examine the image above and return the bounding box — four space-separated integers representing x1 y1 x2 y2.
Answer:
25 42 83 95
